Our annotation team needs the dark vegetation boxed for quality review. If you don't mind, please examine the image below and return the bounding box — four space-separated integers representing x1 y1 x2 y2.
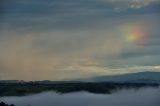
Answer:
0 102 15 106
0 82 159 96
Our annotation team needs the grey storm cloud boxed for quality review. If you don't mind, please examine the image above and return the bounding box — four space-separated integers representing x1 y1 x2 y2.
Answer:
0 0 160 80
1 0 160 31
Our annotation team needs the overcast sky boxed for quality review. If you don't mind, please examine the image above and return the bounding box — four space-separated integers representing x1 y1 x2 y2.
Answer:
0 0 160 80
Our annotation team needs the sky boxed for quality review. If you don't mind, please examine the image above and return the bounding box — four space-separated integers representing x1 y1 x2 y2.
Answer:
0 0 160 80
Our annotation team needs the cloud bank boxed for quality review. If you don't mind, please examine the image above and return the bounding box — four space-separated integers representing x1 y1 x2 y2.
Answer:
0 0 160 80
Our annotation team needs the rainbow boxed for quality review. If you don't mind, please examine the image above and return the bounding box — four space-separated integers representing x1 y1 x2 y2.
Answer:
121 23 148 46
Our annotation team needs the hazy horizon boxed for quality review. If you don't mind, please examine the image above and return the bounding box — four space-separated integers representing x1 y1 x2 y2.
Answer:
0 0 160 80
0 71 160 81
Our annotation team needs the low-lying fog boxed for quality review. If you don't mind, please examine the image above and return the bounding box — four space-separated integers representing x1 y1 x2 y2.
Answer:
0 87 160 106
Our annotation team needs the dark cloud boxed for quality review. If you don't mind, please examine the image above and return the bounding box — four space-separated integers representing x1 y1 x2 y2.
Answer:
0 0 160 80
1 0 160 31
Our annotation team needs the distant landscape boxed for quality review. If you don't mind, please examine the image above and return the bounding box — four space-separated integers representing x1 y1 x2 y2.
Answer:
0 72 160 106
0 72 160 96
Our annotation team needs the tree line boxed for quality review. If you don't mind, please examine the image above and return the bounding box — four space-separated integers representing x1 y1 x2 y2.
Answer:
0 102 15 106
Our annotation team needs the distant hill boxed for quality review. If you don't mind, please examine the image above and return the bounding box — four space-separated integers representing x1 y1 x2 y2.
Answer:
1 71 160 84
88 71 160 83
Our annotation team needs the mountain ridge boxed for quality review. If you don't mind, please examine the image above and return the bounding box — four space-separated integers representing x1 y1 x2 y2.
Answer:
87 71 160 83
